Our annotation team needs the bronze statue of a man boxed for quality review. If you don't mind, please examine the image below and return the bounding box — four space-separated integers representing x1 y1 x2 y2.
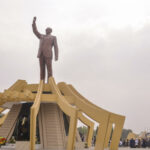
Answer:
32 17 58 81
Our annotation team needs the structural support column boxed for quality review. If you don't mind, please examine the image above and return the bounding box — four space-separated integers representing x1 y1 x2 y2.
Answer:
110 119 125 150
86 125 94 147
67 112 78 150
104 122 113 148
95 120 109 150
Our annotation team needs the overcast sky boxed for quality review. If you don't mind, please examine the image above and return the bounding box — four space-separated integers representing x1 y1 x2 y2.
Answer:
0 0 150 133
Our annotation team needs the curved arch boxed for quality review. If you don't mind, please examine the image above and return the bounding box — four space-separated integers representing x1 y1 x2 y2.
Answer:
58 82 109 122
69 84 125 150
58 82 125 150
58 82 110 150
68 84 125 150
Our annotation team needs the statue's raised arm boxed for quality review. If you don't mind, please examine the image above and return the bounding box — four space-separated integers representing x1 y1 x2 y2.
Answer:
32 17 42 39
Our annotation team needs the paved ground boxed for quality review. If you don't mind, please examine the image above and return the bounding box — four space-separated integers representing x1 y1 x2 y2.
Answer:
118 148 150 150
86 147 150 150
0 146 150 150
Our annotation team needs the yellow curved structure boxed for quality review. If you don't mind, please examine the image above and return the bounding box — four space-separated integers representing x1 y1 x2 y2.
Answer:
0 77 125 150
0 108 8 127
30 80 43 150
58 82 125 150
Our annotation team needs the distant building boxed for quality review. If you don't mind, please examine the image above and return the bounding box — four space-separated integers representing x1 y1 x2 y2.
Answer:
127 132 138 140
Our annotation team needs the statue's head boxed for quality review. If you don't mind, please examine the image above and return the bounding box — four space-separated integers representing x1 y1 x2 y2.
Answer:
46 27 52 35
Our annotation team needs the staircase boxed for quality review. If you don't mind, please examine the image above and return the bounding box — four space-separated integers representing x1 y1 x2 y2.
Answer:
39 103 66 150
0 104 22 140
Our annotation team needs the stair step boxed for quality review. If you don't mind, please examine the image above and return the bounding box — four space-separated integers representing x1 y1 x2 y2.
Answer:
39 103 65 149
0 104 22 139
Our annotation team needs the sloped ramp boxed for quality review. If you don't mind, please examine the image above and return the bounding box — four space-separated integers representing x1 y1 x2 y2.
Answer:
0 104 22 140
39 103 65 150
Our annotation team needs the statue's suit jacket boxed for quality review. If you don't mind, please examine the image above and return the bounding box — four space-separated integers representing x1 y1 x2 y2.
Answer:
32 22 58 59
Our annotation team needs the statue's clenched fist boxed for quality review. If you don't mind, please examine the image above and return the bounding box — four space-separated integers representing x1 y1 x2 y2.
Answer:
33 17 36 22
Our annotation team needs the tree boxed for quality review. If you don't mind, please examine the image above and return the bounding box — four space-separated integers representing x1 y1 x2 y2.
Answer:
78 126 88 136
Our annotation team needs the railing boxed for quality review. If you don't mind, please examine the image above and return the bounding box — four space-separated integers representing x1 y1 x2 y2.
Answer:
30 80 43 150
